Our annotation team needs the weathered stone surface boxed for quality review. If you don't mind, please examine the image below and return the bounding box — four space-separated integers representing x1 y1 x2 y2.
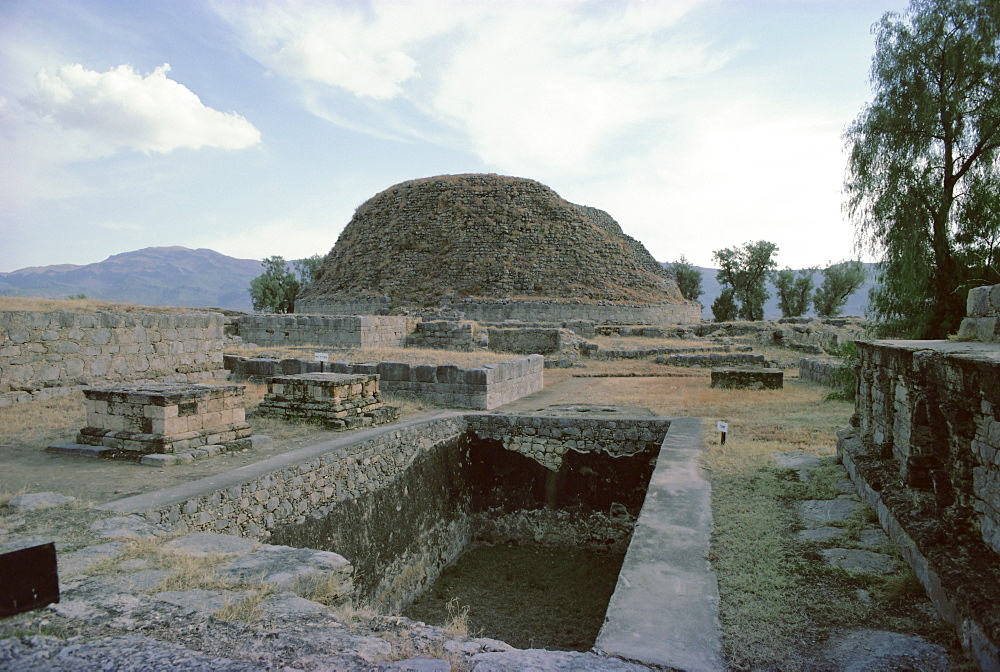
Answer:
0 310 227 407
710 367 783 390
797 526 849 543
8 491 75 511
772 452 823 469
821 548 898 575
471 650 652 671
819 629 950 672
799 499 863 524
0 635 274 672
161 532 257 557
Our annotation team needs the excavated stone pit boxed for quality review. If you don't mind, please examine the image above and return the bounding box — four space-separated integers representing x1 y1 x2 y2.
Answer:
267 407 665 650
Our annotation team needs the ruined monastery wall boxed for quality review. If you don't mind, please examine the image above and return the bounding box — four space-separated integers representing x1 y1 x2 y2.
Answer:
453 298 701 325
855 340 1000 553
234 314 409 347
0 310 227 407
224 354 544 410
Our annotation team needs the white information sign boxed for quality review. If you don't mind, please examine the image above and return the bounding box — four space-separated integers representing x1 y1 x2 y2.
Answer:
315 353 329 362
716 421 729 433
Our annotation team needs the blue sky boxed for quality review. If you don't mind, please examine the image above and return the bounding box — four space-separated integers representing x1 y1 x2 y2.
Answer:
0 0 909 273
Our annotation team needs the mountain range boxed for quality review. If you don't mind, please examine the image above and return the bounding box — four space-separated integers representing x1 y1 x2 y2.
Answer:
0 246 874 319
0 247 263 312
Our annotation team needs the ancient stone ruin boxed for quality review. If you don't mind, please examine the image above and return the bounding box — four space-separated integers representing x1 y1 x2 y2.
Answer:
839 283 1000 670
297 173 700 324
254 372 398 429
47 383 252 463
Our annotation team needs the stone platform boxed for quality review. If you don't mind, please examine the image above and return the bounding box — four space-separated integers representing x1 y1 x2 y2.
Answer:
255 373 398 429
58 383 251 458
710 367 783 390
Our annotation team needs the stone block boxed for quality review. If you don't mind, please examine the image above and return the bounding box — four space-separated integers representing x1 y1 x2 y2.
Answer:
710 367 783 390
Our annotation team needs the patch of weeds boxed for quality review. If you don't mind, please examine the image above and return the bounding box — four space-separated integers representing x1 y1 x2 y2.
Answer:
798 461 848 500
824 341 857 402
443 597 472 638
293 571 352 607
213 584 276 623
329 602 381 633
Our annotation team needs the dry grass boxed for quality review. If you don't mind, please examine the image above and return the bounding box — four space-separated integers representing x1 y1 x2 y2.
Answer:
0 296 195 313
0 392 87 448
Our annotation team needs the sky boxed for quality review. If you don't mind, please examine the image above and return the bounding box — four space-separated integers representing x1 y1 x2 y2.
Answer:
0 0 911 273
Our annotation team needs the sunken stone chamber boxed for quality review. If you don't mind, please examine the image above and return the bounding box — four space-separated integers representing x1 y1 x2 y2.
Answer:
77 383 250 454
254 373 398 429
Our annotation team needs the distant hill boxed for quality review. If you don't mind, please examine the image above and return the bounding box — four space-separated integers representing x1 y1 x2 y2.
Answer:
0 247 262 312
663 262 877 320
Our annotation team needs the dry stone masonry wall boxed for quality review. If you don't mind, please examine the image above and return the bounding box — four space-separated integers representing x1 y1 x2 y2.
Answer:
404 320 479 351
234 314 409 347
799 357 849 387
466 413 669 472
958 283 1000 342
0 310 227 407
224 354 544 410
75 383 250 455
855 340 1000 552
842 327 1000 669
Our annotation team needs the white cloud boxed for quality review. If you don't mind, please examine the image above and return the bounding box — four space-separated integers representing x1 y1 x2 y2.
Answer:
27 63 261 154
213 0 723 173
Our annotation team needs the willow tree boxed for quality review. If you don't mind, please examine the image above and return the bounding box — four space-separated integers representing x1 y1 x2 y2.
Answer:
845 0 1000 338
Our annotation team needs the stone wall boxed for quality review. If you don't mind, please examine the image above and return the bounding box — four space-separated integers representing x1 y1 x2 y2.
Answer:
233 314 410 347
404 320 478 351
112 411 672 612
466 413 669 472
798 357 848 387
358 356 544 410
958 283 1000 342
486 327 563 355
0 310 227 407
855 340 1000 553
453 298 700 326
298 297 700 326
224 354 544 410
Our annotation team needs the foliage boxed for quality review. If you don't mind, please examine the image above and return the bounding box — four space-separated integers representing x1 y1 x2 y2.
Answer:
813 261 867 317
668 255 704 302
293 254 326 288
66 293 87 300
772 268 815 318
825 340 858 402
845 0 1000 338
713 241 779 321
249 256 300 313
711 287 738 322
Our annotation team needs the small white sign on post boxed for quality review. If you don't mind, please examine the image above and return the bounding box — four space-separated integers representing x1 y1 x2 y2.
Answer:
716 421 729 433
314 353 329 362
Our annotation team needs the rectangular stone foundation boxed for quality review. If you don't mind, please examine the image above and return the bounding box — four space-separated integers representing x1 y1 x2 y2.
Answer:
76 383 251 454
710 367 783 390
256 373 398 429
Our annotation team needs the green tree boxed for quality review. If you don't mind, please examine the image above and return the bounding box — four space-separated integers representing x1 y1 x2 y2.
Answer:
814 261 867 317
293 254 326 288
669 255 704 302
711 287 738 322
249 256 300 313
845 0 1000 338
713 240 779 321
772 267 815 318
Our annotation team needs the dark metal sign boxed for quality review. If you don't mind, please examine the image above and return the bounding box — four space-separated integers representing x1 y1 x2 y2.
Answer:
0 542 60 617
